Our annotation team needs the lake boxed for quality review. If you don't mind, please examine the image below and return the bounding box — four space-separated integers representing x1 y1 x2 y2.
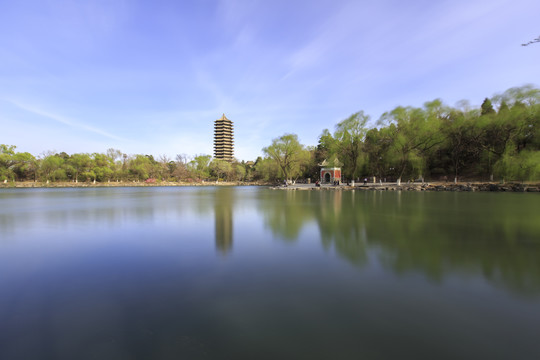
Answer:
0 186 539 359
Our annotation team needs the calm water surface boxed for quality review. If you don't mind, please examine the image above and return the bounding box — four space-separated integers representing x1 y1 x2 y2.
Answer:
0 187 539 359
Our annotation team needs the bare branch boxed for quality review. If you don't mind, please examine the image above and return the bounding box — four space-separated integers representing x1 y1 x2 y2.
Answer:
521 35 540 46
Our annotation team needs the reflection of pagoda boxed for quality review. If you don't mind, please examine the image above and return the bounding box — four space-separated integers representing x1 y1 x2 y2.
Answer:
214 114 234 162
215 188 234 254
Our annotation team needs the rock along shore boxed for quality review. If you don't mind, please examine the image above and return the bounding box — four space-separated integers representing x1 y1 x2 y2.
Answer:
271 182 540 193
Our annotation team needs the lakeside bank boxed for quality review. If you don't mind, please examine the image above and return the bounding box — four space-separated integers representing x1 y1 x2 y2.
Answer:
272 182 540 193
2 180 540 192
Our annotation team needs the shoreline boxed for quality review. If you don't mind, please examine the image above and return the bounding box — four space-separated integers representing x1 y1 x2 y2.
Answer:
272 182 540 193
1 180 539 192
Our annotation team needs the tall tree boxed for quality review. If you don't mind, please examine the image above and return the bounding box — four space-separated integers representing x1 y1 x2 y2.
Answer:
262 133 306 181
334 111 369 180
481 98 495 115
378 104 443 184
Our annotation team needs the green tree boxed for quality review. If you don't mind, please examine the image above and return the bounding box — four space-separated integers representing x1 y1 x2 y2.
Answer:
334 111 369 180
12 152 37 181
235 163 247 181
262 133 307 181
127 155 154 181
67 153 91 182
253 157 280 182
378 103 443 184
0 144 16 181
189 154 212 181
364 128 392 180
40 154 66 181
210 159 233 181
92 153 114 182
106 148 125 181
481 98 495 115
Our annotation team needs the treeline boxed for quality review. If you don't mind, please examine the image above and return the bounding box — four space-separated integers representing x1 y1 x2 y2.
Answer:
0 149 255 183
256 85 540 183
1 85 539 184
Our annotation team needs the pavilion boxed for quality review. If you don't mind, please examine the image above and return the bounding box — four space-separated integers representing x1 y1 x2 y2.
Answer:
319 156 343 184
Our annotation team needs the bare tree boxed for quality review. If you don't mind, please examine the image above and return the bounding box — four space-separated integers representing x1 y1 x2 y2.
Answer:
521 35 540 46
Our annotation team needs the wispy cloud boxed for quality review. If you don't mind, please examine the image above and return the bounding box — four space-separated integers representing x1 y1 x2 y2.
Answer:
4 99 126 141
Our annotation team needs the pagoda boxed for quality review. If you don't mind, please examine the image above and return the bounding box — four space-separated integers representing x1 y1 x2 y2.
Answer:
214 114 234 161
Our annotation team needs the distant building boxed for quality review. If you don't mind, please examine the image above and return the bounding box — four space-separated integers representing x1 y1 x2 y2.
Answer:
214 114 234 161
319 156 342 184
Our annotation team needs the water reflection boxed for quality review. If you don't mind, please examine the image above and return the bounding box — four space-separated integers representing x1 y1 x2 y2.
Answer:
1 188 539 297
0 188 221 237
258 190 540 296
214 187 234 254
1 187 540 359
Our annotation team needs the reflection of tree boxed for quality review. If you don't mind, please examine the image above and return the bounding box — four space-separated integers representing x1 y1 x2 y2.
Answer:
0 188 218 238
313 190 368 266
258 190 315 241
258 189 540 296
214 187 234 254
362 192 540 296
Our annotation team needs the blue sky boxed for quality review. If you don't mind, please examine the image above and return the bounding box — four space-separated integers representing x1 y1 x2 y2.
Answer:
1 0 539 161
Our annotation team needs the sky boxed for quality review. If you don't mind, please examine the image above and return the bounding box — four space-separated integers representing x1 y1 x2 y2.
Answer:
1 0 539 161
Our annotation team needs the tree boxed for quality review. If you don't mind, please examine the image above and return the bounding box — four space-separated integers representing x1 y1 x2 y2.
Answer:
440 109 478 182
364 128 392 180
173 154 191 181
210 159 233 181
495 150 540 182
262 133 306 181
334 111 369 180
92 153 114 182
0 145 16 180
235 163 247 181
521 35 540 46
189 154 212 181
128 155 154 181
12 152 37 181
481 98 495 115
253 157 280 181
378 103 443 184
67 153 91 182
40 154 66 181
316 129 338 162
157 154 173 180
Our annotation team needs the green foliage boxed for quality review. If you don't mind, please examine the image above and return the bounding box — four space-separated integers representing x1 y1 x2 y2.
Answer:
210 159 233 181
481 98 495 115
495 150 540 182
40 155 65 181
189 155 212 180
254 157 281 181
333 111 369 179
262 133 307 181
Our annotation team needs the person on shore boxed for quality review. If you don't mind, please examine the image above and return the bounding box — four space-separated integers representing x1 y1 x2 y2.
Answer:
364 178 367 185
